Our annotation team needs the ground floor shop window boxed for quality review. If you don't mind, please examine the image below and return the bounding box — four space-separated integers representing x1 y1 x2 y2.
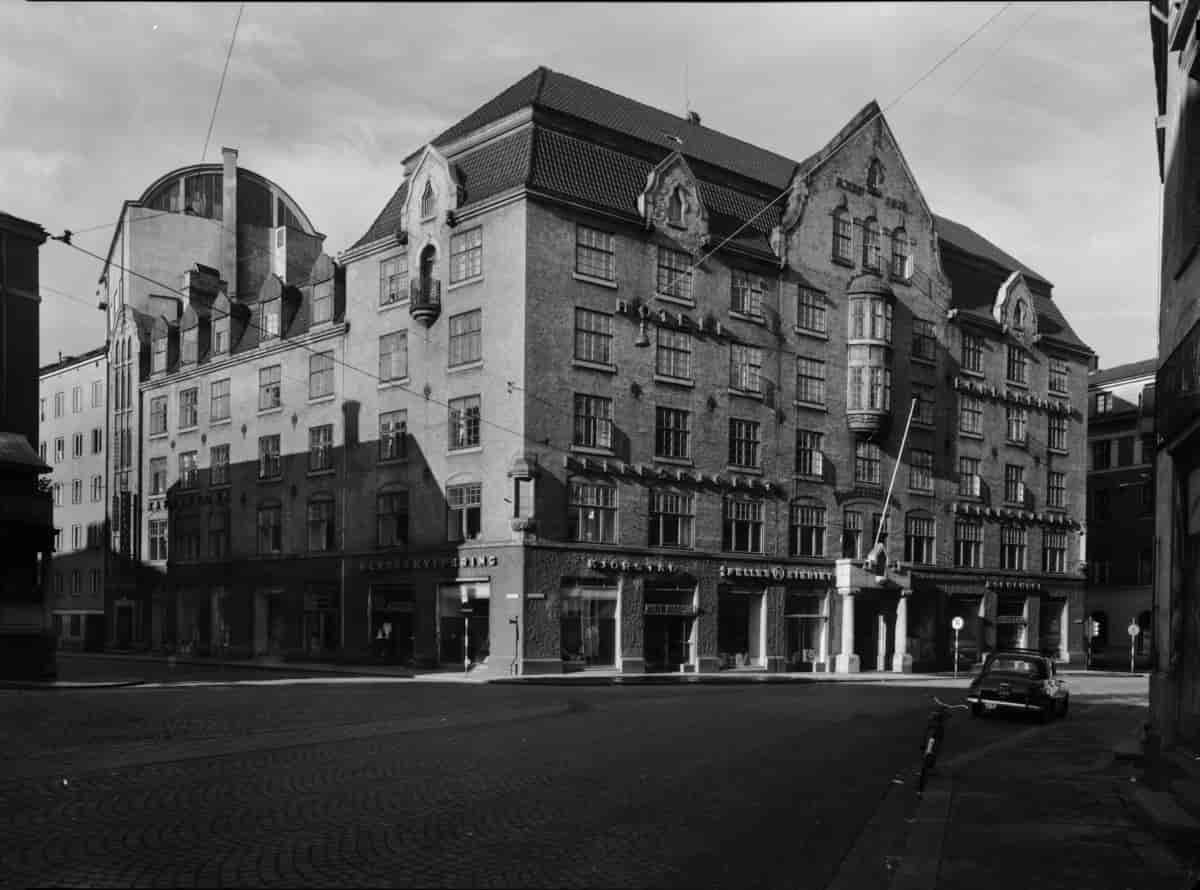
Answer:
1039 598 1065 659
643 583 696 672
303 587 339 656
254 590 287 656
995 595 1026 650
561 585 617 668
717 587 763 668
371 584 415 663
784 593 825 671
439 583 490 668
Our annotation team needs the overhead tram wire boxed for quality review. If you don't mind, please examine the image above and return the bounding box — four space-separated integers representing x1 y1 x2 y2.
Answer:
201 4 245 163
47 2 1026 467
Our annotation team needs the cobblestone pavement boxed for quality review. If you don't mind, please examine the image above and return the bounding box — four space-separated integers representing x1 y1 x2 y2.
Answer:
0 674 1186 889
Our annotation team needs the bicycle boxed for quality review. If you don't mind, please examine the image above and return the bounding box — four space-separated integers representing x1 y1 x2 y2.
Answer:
917 695 969 795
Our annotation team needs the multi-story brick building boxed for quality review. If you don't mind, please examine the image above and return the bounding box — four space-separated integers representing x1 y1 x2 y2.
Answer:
38 346 108 649
1150 0 1200 749
1085 357 1156 668
0 211 55 679
149 68 1093 673
97 148 325 649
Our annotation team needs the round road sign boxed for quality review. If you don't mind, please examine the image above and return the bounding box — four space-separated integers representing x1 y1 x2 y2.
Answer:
1128 622 1141 637
951 616 964 631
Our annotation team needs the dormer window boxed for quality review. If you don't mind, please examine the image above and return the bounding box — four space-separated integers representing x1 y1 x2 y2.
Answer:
667 187 685 226
262 299 280 341
152 335 167 374
181 326 198 365
421 181 435 219
212 311 229 356
1012 301 1025 330
311 280 333 326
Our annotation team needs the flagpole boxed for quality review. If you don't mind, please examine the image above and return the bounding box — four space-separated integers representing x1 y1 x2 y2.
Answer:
870 397 919 554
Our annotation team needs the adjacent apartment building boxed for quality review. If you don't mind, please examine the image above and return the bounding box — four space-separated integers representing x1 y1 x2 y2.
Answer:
1086 357 1156 668
1150 0 1200 749
0 211 55 679
97 147 325 649
146 67 1092 674
38 346 108 650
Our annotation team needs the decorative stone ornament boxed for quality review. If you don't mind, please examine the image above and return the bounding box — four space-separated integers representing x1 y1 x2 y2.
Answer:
993 271 1039 343
637 152 709 255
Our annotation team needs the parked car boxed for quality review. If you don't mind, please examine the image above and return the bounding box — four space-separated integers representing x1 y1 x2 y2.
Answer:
966 648 1069 722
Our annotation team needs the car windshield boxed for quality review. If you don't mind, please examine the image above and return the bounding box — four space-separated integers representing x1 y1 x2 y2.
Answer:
987 656 1046 678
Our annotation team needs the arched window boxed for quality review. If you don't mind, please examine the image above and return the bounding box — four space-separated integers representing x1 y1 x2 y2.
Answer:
862 218 881 271
421 180 435 218
867 159 885 192
1012 301 1025 330
832 208 852 263
890 227 909 280
667 187 685 226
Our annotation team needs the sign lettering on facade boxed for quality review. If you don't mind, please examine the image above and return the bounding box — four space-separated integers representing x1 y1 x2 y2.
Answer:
360 554 499 573
643 603 696 617
587 558 678 574
718 564 832 582
835 176 865 195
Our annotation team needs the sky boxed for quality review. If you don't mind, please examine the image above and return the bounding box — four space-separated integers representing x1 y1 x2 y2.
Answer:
1 2 1158 370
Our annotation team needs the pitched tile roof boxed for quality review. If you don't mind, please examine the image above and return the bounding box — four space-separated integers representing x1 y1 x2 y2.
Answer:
934 214 1050 287
1089 357 1158 386
350 181 409 250
527 127 651 216
433 66 798 190
454 127 534 206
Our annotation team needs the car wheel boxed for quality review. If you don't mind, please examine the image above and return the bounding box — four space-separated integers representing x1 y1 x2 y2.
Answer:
1038 703 1054 724
971 701 983 718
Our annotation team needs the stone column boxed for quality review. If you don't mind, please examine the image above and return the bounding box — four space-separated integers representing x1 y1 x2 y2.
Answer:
876 612 888 671
817 591 830 670
892 591 913 673
835 588 860 673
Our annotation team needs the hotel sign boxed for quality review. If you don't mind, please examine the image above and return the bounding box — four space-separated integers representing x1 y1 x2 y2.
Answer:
718 564 832 582
587 558 679 574
361 554 499 573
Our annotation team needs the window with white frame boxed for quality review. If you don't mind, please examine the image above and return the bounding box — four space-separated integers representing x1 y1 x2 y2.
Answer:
568 480 616 543
790 503 826 557
1095 392 1113 414
307 497 336 552
1048 414 1068 451
731 269 764 317
959 456 981 497
380 256 409 305
210 444 229 486
380 410 407 461
656 246 693 302
729 343 763 394
905 514 935 564
728 418 760 468
309 352 335 399
179 387 198 428
212 311 230 355
149 519 168 561
210 379 230 422
259 365 282 411
72 433 83 458
576 225 615 281
849 296 893 341
832 209 852 263
150 396 168 435
309 424 334 472
960 395 983 435
1006 404 1028 444
449 228 483 284
261 299 281 341
1006 345 1028 384
92 427 103 454
890 228 910 280
448 310 482 367
421 180 435 218
912 318 937 362
258 435 281 479
71 479 82 505
1000 525 1027 571
181 326 198 365
377 490 410 548
179 451 198 489
54 390 64 417
72 386 82 413
53 437 64 463
862 219 882 271
796 286 826 334
52 483 61 506
574 309 613 365
92 379 103 407
909 450 934 492
1004 464 1025 504
842 510 864 559
795 430 824 477
150 458 167 495
1049 357 1069 394
654 406 690 460
655 328 692 380
573 394 613 449
1043 530 1067 573
649 490 694 548
379 332 408 382
448 395 481 450
723 497 764 553
796 356 825 405
448 483 484 541
90 474 103 502
954 519 983 568
855 441 882 486
1048 471 1066 508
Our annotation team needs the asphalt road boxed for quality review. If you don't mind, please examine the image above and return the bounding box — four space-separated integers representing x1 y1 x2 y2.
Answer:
0 674 1186 889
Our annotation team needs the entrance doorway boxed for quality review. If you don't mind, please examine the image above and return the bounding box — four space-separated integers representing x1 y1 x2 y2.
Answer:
439 583 490 668
853 599 881 672
115 603 132 649
784 592 826 671
644 614 693 672
371 585 415 663
717 588 764 668
254 590 286 656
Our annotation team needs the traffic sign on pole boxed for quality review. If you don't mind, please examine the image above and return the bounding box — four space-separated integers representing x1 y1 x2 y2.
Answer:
1128 622 1140 674
951 617 963 678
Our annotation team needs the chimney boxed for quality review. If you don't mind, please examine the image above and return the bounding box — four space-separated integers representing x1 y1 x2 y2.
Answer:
221 147 238 298
687 111 701 126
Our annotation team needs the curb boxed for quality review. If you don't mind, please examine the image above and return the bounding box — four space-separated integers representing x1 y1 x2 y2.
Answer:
56 650 415 678
0 679 145 690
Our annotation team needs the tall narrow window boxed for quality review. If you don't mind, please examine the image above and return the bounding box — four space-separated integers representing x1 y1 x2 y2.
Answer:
309 425 334 472
574 309 613 365
448 310 482 367
1043 530 1067 574
1048 471 1066 508
655 328 692 380
379 332 409 382
149 458 167 495
649 490 694 549
1048 414 1068 451
576 225 615 281
261 299 281 340
1000 525 1027 571
449 228 483 283
380 256 409 305
421 180 435 218
1006 345 1028 384
730 343 763 394
257 504 282 554
796 287 826 334
179 387 198 428
258 435 281 479
890 228 910 280
790 504 826 557
914 385 936 425
72 386 82 413
210 444 230 486
731 269 764 317
71 479 82 505
448 395 482 450
1006 404 1028 444
842 510 864 559
377 490 410 548
307 497 336 552
855 441 882 486
656 246 693 302
795 430 824 477
259 365 282 410
905 514 935 564
309 351 335 399
212 311 230 355
181 327 198 365
573 395 613 449
209 510 229 560
954 519 983 568
958 457 981 497
311 280 334 325
796 357 826 405
909 450 934 492
568 481 616 544
380 410 407 461
961 334 983 373
1048 358 1069 394
911 318 936 362
1004 464 1025 504
833 209 852 263
210 379 230 422
723 498 764 553
654 407 690 460
179 451 198 489
959 396 983 435
149 519 169 561
448 483 483 541
728 419 761 469
152 337 167 373
862 218 881 271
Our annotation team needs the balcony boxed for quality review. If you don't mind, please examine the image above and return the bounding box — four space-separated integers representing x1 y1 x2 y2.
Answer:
847 408 890 438
409 278 442 326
